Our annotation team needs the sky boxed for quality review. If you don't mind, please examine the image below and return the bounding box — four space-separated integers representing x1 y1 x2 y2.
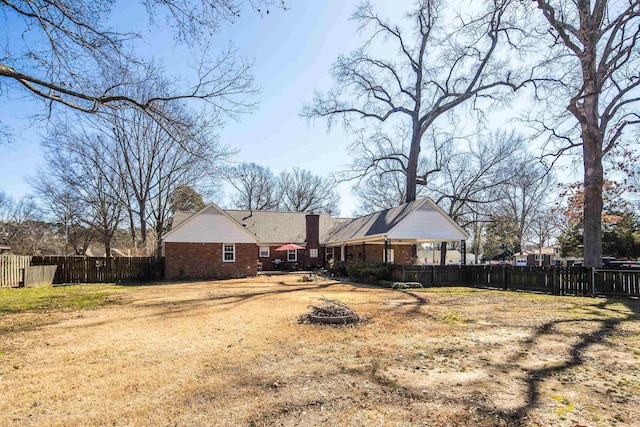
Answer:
1 0 383 216
0 0 573 217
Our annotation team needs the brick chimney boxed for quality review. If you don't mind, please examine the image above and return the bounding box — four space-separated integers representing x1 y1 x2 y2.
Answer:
305 212 320 250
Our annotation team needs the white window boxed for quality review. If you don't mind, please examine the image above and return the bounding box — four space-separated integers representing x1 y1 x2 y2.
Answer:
325 247 333 261
287 249 297 262
223 244 235 262
383 248 395 263
309 248 318 258
259 246 270 258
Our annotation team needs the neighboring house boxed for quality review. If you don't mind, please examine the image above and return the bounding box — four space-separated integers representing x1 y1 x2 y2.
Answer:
0 245 11 254
514 246 561 266
164 198 469 280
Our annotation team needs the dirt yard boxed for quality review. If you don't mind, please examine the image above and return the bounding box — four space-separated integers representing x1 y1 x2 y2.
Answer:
1 276 639 426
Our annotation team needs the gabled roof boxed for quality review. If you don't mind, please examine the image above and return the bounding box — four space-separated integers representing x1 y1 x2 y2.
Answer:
167 198 468 246
224 210 347 244
164 204 258 243
323 198 469 244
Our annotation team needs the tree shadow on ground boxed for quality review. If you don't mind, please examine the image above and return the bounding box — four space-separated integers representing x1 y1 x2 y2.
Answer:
442 296 640 425
498 297 640 423
343 289 640 426
54 279 379 329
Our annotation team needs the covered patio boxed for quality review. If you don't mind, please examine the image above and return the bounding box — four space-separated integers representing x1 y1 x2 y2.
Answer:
323 199 469 265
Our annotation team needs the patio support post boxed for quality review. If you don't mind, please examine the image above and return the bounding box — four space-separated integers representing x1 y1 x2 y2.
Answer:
384 239 389 263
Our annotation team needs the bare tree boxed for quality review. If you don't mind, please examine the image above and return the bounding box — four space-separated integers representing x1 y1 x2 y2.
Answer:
342 126 447 213
354 171 416 214
78 169 124 258
223 162 281 211
427 131 542 264
278 167 340 215
528 0 640 266
494 159 556 254
429 131 527 227
0 191 9 218
101 88 226 254
0 0 281 133
31 171 94 255
527 208 560 266
0 193 52 255
40 132 125 256
303 0 525 202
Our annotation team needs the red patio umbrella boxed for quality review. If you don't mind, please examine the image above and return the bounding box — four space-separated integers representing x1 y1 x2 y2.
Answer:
274 243 305 251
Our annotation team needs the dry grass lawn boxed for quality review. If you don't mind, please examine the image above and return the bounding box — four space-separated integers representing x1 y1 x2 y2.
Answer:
1 275 639 426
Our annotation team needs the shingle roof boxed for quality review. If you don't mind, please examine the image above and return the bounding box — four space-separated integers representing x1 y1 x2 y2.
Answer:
172 211 194 228
225 210 347 244
172 209 348 244
169 198 467 246
323 199 426 243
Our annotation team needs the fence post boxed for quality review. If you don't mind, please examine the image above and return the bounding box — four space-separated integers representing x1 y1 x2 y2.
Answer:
552 268 559 295
432 265 436 287
502 267 507 291
591 267 596 297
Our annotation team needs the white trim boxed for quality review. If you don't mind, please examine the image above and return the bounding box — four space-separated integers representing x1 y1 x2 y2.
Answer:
325 247 333 261
259 246 270 258
223 243 235 262
287 249 297 262
383 248 395 263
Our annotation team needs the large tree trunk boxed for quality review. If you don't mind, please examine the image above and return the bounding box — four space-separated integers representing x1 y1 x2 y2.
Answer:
127 208 137 248
577 49 604 268
155 223 164 257
582 139 604 267
104 235 111 259
405 134 421 203
440 242 447 266
139 204 147 251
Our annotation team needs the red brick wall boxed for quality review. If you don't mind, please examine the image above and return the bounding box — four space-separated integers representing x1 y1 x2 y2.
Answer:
165 242 258 280
304 214 320 267
391 244 414 265
258 245 293 270
257 245 326 270
341 244 414 265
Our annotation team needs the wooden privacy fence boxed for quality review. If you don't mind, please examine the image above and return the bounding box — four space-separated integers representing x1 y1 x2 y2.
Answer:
0 256 164 287
0 255 32 287
30 256 164 284
390 265 640 297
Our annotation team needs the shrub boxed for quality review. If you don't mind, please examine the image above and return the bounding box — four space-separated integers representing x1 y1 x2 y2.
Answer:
344 261 391 283
327 259 348 277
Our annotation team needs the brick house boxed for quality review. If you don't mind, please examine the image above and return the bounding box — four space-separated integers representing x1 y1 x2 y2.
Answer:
163 198 469 280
